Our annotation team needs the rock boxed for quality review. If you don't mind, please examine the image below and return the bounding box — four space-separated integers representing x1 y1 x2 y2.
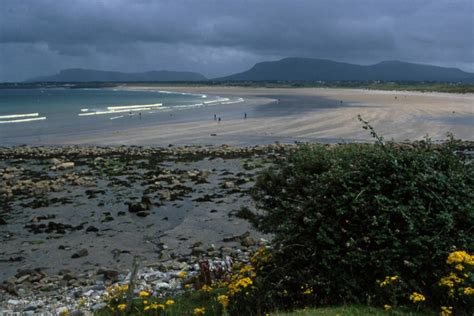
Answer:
57 307 70 315
82 289 94 297
97 268 120 281
155 282 171 290
91 303 107 311
50 158 62 165
223 181 236 189
223 231 250 242
57 162 75 170
241 236 256 247
86 225 99 232
7 299 21 305
160 190 171 201
191 247 206 256
62 273 77 281
136 211 150 217
1 282 18 296
15 274 30 284
23 305 37 312
127 196 152 213
71 311 85 316
71 248 89 259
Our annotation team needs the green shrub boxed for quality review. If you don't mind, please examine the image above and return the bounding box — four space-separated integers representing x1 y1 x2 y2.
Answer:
249 136 473 314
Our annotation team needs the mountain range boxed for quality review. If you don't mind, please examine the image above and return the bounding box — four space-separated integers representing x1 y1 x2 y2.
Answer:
26 69 206 82
26 58 474 83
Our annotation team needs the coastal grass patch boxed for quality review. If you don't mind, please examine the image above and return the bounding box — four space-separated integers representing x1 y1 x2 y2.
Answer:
272 305 432 316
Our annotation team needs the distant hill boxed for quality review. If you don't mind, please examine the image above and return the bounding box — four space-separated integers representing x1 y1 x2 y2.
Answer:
216 58 474 82
26 68 207 82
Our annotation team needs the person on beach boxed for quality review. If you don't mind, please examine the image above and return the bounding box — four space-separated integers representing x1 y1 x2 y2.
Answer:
218 117 221 123
139 112 142 120
244 112 247 119
214 114 217 120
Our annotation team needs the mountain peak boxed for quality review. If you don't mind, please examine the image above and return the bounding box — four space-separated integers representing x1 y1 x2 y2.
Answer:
217 57 473 82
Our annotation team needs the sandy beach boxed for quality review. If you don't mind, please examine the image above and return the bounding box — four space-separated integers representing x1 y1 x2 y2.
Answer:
50 86 473 145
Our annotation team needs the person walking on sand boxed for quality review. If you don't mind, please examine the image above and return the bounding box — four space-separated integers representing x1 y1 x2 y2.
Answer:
244 112 247 119
214 114 217 121
218 117 221 123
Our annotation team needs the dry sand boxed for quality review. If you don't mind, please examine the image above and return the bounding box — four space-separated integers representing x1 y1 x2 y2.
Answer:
68 87 474 145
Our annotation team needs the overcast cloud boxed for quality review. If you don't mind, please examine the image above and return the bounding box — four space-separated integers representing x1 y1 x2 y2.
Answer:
0 0 473 82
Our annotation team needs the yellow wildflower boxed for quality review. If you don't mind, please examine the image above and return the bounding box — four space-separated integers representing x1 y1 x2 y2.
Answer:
217 294 229 307
201 284 212 292
139 290 150 298
145 303 164 311
440 306 453 316
383 304 392 310
59 309 69 316
439 272 463 288
301 284 313 295
409 292 426 303
454 264 464 271
447 251 474 265
117 304 127 311
143 300 149 305
378 275 398 287
463 287 474 295
193 307 205 315
178 271 187 278
184 284 191 289
166 299 175 305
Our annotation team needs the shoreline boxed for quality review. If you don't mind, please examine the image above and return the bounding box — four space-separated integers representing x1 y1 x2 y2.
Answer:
1 87 472 146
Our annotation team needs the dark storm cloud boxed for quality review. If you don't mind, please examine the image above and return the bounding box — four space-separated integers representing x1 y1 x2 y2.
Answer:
0 0 472 81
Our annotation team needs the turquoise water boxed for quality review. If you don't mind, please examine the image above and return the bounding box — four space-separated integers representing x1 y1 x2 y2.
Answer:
0 88 238 144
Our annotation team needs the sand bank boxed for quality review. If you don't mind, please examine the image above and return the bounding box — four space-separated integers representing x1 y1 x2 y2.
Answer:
72 87 474 145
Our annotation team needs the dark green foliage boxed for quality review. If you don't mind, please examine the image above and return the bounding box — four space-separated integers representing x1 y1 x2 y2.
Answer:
250 137 473 312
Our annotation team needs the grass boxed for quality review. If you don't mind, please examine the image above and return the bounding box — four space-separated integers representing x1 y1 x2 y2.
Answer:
272 305 433 316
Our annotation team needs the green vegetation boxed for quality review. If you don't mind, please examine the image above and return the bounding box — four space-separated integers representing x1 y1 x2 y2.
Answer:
273 305 430 316
246 125 473 315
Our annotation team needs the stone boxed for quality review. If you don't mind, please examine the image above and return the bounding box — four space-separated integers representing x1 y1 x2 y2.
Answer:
50 158 62 165
97 268 120 281
86 226 99 232
241 236 256 247
71 248 89 259
223 181 236 189
155 282 171 290
191 247 206 256
57 162 75 170
136 211 150 217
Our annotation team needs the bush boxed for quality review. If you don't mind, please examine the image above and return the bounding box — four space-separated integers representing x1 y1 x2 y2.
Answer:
249 136 473 314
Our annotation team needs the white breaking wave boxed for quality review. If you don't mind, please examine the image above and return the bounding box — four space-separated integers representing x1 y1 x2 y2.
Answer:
204 98 230 104
107 103 162 110
79 108 153 116
0 117 46 124
109 116 124 120
0 113 39 119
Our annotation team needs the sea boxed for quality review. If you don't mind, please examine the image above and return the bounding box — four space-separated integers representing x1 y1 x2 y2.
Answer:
0 88 243 144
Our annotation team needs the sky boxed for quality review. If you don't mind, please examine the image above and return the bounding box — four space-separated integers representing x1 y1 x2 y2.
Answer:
0 0 473 82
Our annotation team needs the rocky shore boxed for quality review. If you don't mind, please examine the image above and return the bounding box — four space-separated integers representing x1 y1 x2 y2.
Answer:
0 144 296 314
